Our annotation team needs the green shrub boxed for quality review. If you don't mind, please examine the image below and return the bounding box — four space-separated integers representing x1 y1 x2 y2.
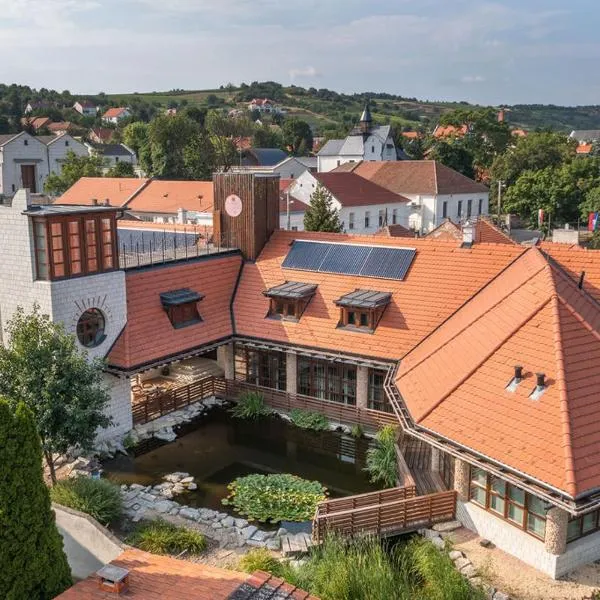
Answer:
222 473 327 523
230 391 271 420
365 425 399 488
238 548 284 576
126 519 207 555
289 409 329 431
50 476 122 525
350 423 364 438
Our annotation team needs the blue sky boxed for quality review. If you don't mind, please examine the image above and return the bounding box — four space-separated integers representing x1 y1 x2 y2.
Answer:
0 0 597 105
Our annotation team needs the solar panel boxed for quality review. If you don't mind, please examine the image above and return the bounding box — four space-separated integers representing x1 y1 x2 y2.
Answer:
319 243 371 275
281 241 331 271
283 241 416 281
360 247 416 280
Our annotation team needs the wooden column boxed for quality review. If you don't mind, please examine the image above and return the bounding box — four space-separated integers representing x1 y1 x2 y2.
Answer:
217 343 234 380
286 351 297 395
357 365 369 410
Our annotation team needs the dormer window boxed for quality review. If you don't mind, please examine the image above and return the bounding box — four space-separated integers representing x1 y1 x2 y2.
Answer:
336 289 391 333
263 281 317 322
160 288 204 329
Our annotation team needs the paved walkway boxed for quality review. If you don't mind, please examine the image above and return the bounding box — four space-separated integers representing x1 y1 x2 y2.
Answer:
57 524 105 580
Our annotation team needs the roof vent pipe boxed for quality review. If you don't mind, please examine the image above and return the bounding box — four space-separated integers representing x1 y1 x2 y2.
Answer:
514 365 523 382
536 373 545 388
578 271 585 289
92 198 98 206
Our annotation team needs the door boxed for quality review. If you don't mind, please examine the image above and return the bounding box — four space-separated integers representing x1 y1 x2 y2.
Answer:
21 165 36 193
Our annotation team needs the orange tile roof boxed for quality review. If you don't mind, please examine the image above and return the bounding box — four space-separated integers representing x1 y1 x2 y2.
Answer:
315 172 410 207
577 143 593 154
233 230 523 361
108 253 242 370
126 180 214 214
103 107 127 118
280 178 294 192
334 161 488 195
374 224 415 238
396 247 600 498
279 195 309 213
425 219 515 245
90 127 115 143
21 116 51 130
433 124 468 138
401 131 420 139
58 177 149 206
55 548 245 599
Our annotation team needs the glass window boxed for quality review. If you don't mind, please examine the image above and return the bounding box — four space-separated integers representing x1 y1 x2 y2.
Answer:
583 512 598 533
442 201 448 219
238 347 286 391
527 513 546 538
467 199 472 218
101 218 114 269
85 219 98 272
368 369 390 412
378 210 385 227
478 198 483 215
508 503 525 525
457 201 462 218
166 302 201 329
297 357 356 405
364 211 370 228
33 221 48 280
349 212 355 230
392 209 397 225
68 220 82 275
76 308 106 348
359 312 369 327
470 485 487 507
471 468 487 486
568 519 582 542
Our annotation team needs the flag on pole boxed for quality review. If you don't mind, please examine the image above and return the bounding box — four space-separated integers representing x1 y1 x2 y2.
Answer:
538 209 545 228
589 212 600 231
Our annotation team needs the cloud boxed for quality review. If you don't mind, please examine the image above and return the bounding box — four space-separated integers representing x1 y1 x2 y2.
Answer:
461 75 486 83
289 66 321 82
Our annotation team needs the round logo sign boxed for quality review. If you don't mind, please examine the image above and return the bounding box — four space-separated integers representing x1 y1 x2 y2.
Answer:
225 194 243 217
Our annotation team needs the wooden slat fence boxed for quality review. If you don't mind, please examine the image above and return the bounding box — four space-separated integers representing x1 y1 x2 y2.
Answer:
227 380 397 431
316 486 417 516
313 490 457 542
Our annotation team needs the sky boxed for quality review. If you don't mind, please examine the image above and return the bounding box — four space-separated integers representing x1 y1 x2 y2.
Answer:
0 0 598 105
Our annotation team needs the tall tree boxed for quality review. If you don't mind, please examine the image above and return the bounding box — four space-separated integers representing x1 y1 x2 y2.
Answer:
122 121 149 155
184 132 216 180
44 152 104 195
304 183 342 232
205 110 253 172
429 141 475 179
0 306 111 483
105 161 135 178
0 400 72 598
282 118 313 155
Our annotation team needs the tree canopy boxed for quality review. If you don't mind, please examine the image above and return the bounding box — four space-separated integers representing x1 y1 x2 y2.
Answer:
304 183 342 232
44 152 104 195
0 306 111 483
0 400 72 598
282 118 313 155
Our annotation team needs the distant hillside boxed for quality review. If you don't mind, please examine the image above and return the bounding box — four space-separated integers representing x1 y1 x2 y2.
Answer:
106 83 600 134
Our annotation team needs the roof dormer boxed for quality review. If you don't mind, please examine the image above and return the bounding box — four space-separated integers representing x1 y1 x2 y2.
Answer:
263 281 317 322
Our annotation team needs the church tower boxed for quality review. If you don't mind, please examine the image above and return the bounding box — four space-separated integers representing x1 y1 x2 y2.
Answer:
358 102 373 134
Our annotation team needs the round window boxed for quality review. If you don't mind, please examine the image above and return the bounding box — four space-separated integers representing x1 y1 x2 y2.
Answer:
76 308 106 348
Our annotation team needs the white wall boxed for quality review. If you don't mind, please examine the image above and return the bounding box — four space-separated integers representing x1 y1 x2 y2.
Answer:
96 374 133 440
0 133 49 195
48 135 88 175
318 155 361 173
432 193 489 231
340 204 410 234
279 211 305 231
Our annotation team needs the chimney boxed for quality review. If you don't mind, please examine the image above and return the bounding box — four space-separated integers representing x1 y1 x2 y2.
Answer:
497 109 505 123
536 373 545 388
104 198 110 206
92 198 99 206
461 220 474 248
177 207 187 224
96 565 129 594
514 365 523 383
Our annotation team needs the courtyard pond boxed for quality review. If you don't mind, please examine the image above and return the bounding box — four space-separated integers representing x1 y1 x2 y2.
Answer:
103 409 380 518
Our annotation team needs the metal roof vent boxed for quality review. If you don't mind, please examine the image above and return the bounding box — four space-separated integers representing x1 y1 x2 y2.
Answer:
96 565 130 594
529 372 546 400
506 365 523 392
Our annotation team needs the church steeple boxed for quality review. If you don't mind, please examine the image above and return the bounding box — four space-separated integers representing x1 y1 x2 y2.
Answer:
359 102 372 134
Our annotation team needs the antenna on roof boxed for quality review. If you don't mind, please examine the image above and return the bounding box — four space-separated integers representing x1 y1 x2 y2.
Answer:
578 271 585 289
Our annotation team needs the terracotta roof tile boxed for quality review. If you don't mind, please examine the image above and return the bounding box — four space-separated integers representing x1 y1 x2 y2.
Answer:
433 124 468 138
108 253 242 370
396 247 600 498
336 160 488 195
233 230 523 361
58 177 149 206
374 224 415 238
425 219 515 245
314 172 410 207
103 107 128 118
126 180 214 214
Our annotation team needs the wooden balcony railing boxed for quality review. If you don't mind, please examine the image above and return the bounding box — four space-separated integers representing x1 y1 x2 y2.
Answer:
313 489 457 543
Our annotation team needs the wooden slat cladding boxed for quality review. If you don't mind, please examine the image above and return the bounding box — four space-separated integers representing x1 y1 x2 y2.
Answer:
213 173 280 260
316 486 417 516
312 490 457 542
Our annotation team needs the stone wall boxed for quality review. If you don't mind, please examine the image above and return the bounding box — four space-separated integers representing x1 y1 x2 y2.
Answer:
96 373 132 440
555 529 600 578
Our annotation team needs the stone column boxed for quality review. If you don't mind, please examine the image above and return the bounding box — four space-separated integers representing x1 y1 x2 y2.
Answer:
544 507 568 555
356 365 369 410
217 343 234 380
286 351 297 395
454 458 471 501
431 447 441 472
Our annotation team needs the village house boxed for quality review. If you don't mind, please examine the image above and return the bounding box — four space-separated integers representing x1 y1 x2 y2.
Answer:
38 133 89 175
231 154 317 180
88 127 116 144
247 98 279 113
317 105 398 172
0 132 50 195
102 107 131 124
73 100 97 116
280 169 410 232
3 172 600 581
20 116 52 132
86 143 137 170
432 124 469 138
331 160 489 233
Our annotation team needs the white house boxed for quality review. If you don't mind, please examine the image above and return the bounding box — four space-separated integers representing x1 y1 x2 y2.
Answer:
102 107 131 124
231 155 317 180
279 170 410 233
248 98 278 113
73 100 97 116
0 132 50 196
86 143 137 171
317 105 397 172
332 160 490 233
39 134 88 175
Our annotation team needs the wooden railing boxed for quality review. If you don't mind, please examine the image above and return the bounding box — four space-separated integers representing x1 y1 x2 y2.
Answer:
226 380 398 431
132 376 225 425
316 486 417 516
313 489 457 543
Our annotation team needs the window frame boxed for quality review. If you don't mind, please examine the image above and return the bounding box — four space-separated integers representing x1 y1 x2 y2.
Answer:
165 301 202 329
469 467 547 541
235 346 287 391
442 201 448 219
364 211 371 228
457 200 463 219
567 511 600 543
348 212 355 230
367 368 391 412
478 198 483 215
297 356 357 405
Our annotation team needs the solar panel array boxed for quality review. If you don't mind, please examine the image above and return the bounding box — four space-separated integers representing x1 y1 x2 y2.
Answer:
282 241 416 281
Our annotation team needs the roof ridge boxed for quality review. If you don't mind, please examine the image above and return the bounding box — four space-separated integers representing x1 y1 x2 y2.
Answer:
123 177 153 208
416 295 554 423
551 295 577 497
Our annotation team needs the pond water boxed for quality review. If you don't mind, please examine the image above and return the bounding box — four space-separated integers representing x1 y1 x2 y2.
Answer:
103 409 380 514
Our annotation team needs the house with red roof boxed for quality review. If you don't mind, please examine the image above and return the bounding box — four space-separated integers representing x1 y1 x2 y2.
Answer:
4 174 600 580
102 107 131 124
73 100 97 116
247 98 279 114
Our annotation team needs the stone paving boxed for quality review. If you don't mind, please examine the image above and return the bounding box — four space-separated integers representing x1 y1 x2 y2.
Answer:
121 472 310 553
